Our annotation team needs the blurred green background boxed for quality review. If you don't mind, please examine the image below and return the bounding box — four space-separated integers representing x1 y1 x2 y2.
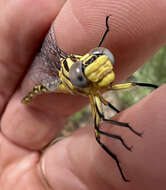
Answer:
118 46 166 108
61 46 166 136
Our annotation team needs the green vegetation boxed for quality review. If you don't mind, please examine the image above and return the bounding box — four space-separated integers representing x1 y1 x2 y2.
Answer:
118 46 166 108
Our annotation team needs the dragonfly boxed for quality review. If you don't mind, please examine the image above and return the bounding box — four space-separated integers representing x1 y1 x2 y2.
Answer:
22 16 158 182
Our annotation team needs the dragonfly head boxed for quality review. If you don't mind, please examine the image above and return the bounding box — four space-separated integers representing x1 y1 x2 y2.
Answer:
69 47 115 89
88 47 115 64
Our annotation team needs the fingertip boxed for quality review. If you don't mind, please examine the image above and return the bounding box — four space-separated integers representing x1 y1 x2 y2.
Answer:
54 0 166 81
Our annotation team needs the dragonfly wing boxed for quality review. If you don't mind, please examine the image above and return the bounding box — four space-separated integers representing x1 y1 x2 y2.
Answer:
27 22 68 92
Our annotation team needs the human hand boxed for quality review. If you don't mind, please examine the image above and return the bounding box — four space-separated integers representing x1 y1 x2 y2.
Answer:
1 0 166 189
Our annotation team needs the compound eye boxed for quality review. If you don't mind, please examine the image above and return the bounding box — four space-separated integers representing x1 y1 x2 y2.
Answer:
69 62 88 88
102 48 115 65
89 47 115 65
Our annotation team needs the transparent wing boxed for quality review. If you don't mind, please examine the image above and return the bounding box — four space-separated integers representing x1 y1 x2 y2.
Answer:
27 22 68 91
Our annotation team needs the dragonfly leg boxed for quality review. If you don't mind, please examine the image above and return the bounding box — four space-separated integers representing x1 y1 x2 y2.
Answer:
98 129 132 151
95 137 130 182
91 95 130 182
95 101 142 137
99 95 120 113
99 82 158 113
132 82 158 88
111 82 158 90
94 97 132 151
94 116 130 182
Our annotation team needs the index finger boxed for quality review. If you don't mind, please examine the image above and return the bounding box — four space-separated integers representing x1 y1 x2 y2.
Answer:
0 0 66 113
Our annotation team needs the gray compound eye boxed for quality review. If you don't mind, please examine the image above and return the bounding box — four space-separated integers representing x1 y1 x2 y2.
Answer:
89 47 115 65
69 62 88 88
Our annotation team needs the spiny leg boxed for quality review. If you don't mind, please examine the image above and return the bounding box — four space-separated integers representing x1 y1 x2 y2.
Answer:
95 102 142 137
99 81 158 136
102 81 156 112
111 82 158 91
103 118 142 137
99 95 120 113
94 116 130 182
98 129 132 151
91 95 130 182
96 137 130 182
94 97 132 151
133 82 158 89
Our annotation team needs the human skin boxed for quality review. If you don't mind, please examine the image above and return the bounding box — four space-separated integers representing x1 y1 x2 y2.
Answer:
0 0 166 189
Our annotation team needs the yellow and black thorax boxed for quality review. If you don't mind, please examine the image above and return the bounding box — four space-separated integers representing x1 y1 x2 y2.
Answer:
58 47 115 96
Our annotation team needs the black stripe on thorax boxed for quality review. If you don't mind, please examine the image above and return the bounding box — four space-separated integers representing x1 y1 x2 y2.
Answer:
84 55 97 66
63 59 69 72
84 54 102 66
62 67 70 81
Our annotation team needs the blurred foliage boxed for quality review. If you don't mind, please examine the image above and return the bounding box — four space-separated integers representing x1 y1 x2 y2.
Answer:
118 46 166 108
61 105 91 136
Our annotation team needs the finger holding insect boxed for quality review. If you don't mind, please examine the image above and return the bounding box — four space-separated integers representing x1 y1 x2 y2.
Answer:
0 0 66 114
0 0 82 150
2 0 166 152
0 0 166 189
39 85 166 189
54 0 166 82
93 95 131 181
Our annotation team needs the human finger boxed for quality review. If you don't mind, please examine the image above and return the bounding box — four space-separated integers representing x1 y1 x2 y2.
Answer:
2 0 166 150
40 85 166 189
0 0 66 113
